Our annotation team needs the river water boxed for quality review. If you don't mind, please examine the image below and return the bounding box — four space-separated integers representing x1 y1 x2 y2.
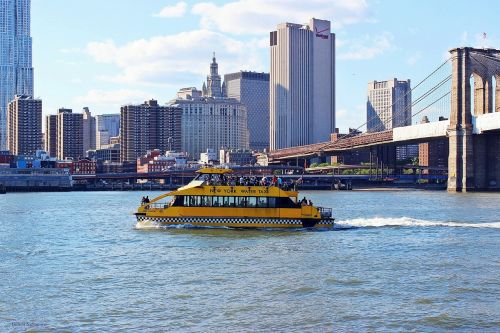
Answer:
0 190 499 332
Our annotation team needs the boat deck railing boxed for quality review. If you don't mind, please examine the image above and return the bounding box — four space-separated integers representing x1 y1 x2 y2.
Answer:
143 203 168 210
317 207 332 218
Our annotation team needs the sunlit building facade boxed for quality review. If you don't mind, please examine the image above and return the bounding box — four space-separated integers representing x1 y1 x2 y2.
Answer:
0 0 34 150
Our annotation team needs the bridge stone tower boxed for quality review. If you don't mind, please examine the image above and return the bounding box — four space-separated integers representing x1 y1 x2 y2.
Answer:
448 47 500 192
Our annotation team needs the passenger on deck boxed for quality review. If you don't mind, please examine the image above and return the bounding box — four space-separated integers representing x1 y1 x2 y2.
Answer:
294 177 303 191
300 197 307 205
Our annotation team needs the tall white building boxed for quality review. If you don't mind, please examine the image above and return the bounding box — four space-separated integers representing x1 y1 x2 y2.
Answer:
270 18 335 150
0 0 34 150
96 113 120 149
367 78 411 132
170 55 249 159
169 96 248 159
367 78 416 160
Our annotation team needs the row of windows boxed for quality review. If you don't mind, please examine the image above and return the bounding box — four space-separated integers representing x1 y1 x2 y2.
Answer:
172 195 297 208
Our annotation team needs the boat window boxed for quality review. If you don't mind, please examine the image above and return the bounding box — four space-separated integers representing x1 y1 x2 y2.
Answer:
224 196 235 207
236 197 247 207
172 196 184 206
212 196 223 207
222 196 233 207
256 197 267 208
190 196 201 206
247 197 257 208
277 197 297 208
179 195 297 208
200 196 211 207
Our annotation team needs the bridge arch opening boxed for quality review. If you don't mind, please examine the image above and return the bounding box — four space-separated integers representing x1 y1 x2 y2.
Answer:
493 75 497 113
469 74 476 116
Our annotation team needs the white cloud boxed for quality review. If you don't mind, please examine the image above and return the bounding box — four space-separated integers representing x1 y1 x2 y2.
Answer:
73 89 153 108
407 51 422 66
59 47 82 54
154 2 187 18
85 30 267 87
338 32 394 60
191 0 371 35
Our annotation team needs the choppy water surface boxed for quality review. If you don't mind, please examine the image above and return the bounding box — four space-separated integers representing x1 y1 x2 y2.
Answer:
0 190 499 332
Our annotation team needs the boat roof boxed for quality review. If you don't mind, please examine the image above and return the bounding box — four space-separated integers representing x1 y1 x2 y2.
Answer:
196 167 233 175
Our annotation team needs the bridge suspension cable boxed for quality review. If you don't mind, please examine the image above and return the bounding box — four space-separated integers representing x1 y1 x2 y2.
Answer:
337 55 455 143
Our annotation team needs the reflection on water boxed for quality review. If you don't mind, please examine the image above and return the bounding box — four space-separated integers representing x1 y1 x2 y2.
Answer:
0 190 499 332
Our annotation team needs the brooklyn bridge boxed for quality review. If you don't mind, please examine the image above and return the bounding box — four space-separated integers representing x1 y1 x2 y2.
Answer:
266 47 500 192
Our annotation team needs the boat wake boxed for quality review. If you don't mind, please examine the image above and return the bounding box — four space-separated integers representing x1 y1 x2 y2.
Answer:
335 217 500 229
135 220 232 230
134 220 330 232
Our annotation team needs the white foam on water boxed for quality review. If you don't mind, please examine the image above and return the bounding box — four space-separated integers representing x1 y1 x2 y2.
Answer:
335 217 500 229
134 220 231 230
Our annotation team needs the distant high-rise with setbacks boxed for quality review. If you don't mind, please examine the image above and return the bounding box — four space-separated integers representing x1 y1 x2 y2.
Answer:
366 78 412 132
224 71 270 152
0 0 34 150
269 18 335 150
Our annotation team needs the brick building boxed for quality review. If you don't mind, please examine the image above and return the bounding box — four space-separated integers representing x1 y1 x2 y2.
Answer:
7 95 42 155
120 100 182 162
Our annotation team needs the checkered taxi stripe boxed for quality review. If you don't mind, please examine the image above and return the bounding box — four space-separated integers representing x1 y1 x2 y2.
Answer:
136 215 333 226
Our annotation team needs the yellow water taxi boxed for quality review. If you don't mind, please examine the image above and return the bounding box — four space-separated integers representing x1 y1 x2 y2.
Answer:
135 168 334 229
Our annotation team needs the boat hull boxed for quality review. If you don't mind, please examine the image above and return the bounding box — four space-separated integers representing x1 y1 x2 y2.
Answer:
135 214 334 229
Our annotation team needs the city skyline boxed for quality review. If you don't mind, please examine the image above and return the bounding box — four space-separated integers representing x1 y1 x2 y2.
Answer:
31 0 499 132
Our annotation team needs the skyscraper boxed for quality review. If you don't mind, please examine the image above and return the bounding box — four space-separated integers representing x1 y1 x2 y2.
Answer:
367 78 415 160
0 0 34 150
120 100 182 162
367 78 411 132
169 96 249 159
224 71 270 151
269 18 335 150
56 108 83 160
82 107 96 153
45 114 57 157
169 56 249 159
7 94 41 155
96 113 120 149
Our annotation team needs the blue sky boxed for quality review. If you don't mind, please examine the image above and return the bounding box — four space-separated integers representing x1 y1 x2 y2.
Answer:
32 0 499 132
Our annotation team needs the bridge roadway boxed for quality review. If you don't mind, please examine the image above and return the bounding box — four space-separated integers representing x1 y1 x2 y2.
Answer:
268 112 500 162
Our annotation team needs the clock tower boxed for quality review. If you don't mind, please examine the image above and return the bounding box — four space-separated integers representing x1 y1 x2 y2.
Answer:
205 53 222 98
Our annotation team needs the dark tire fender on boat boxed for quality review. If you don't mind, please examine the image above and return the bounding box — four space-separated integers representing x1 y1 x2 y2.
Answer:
301 219 317 228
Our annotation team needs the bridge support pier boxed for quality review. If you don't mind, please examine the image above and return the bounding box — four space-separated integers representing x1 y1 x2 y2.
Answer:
447 126 474 191
448 47 500 191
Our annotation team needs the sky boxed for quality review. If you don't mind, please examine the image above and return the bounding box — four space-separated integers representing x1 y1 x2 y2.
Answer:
31 0 499 132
